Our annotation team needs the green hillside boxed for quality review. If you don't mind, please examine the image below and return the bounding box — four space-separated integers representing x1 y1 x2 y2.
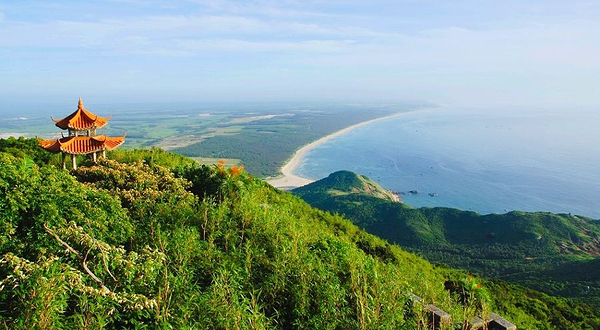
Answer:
293 171 600 307
1 140 599 329
294 170 401 203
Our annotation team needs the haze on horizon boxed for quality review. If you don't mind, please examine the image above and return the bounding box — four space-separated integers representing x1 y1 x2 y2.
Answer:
1 0 600 112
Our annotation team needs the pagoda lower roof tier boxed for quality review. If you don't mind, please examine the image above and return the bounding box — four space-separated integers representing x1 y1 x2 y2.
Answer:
52 98 111 130
39 135 125 155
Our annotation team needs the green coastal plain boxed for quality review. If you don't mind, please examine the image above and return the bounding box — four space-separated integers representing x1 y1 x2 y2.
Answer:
1 104 410 177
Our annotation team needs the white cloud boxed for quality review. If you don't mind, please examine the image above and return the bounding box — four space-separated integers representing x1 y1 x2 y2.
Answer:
2 0 600 106
0 15 265 48
182 0 362 19
176 38 356 53
104 15 268 33
0 12 385 53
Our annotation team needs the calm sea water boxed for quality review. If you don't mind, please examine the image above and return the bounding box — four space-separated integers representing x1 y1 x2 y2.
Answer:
296 108 600 219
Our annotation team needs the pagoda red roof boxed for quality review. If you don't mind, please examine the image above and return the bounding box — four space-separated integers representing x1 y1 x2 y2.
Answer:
52 98 111 130
39 135 125 155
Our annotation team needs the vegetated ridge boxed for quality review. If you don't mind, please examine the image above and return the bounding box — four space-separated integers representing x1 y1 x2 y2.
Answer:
293 170 600 308
1 138 599 329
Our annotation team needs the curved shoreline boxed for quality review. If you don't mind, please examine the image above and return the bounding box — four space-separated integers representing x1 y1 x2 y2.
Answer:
266 111 414 190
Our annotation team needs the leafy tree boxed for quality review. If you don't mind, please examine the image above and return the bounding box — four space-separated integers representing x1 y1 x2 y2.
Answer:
0 136 55 165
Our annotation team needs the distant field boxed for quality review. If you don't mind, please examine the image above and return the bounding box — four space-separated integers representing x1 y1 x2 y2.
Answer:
0 104 418 177
173 106 411 177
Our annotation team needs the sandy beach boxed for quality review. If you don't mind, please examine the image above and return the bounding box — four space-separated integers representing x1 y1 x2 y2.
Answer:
266 111 412 190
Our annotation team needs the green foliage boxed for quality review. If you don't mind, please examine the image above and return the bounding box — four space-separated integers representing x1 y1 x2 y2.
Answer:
0 153 163 328
0 136 58 166
107 147 196 169
1 150 596 329
0 153 132 257
294 170 600 327
484 280 600 330
72 158 197 246
0 152 439 328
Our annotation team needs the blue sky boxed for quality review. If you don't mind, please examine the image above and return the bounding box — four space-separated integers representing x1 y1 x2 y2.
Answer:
1 0 599 109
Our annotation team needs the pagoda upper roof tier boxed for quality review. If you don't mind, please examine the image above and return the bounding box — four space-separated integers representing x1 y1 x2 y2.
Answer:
52 98 111 130
39 135 125 155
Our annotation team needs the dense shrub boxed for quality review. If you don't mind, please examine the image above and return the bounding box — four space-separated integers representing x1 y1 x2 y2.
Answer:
1 144 597 329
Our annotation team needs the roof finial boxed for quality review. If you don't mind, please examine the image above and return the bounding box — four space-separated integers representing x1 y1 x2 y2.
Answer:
78 97 84 110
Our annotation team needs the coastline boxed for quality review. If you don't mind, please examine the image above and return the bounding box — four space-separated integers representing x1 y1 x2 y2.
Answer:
266 111 414 190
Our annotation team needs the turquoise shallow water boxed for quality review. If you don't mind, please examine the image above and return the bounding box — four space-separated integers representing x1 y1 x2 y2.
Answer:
296 108 600 219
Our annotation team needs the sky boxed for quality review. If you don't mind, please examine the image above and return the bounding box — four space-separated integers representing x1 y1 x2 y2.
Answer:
1 0 600 110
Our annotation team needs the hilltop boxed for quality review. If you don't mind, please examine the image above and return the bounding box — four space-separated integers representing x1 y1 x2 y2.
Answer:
293 171 600 307
1 138 599 329
292 170 401 203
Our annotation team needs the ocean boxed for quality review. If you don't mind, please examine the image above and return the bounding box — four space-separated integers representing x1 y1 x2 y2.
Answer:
295 107 600 219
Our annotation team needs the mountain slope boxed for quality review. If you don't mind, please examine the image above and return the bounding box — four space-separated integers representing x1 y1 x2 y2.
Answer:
1 142 599 329
0 151 466 329
293 171 600 306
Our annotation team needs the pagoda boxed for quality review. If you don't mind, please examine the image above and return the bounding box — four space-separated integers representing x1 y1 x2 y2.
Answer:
39 98 125 169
